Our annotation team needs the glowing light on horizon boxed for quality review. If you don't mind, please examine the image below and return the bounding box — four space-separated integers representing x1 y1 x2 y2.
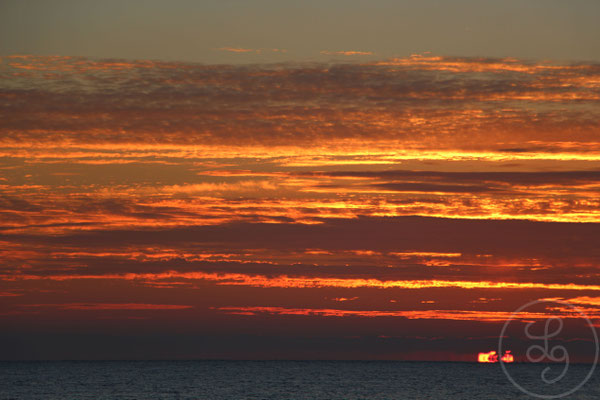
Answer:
501 351 515 363
478 351 498 363
478 350 514 363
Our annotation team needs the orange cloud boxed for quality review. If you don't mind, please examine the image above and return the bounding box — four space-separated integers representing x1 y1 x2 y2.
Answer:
6 271 600 293
219 47 261 53
372 53 590 74
2 53 599 362
541 296 600 307
219 47 286 54
320 50 373 56
212 306 571 322
23 303 193 310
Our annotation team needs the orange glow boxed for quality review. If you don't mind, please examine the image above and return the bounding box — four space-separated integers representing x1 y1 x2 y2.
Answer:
219 47 259 53
501 351 515 363
2 53 600 361
320 50 373 56
373 54 589 74
478 350 514 363
478 351 498 363
5 271 600 294
212 306 576 323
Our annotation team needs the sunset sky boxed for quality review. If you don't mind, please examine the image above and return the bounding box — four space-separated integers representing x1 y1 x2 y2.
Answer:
1 0 600 361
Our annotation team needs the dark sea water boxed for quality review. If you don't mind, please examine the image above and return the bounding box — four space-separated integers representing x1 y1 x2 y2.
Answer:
1 361 600 399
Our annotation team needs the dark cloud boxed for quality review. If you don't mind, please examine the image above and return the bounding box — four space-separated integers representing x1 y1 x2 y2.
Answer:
3 216 599 261
371 183 501 193
1 55 600 148
0 196 44 212
319 170 600 186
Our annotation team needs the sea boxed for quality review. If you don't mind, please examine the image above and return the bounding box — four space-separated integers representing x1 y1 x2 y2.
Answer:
1 361 599 399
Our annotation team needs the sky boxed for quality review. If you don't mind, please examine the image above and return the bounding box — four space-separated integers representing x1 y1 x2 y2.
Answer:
1 1 600 361
2 0 600 64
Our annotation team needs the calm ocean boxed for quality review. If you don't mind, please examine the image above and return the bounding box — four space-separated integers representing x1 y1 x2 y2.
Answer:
1 361 599 399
